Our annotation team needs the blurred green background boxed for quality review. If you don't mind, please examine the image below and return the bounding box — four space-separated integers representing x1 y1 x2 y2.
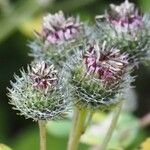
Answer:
0 0 150 150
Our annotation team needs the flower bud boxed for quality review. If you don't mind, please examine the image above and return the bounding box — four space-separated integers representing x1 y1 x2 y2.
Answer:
8 61 68 121
107 0 143 33
96 0 143 39
29 11 89 67
95 0 150 66
64 41 132 110
41 11 82 45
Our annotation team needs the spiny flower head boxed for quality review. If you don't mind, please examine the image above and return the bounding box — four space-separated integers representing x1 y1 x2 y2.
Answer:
41 11 82 45
64 41 132 110
30 11 90 68
95 0 150 66
96 0 143 37
83 41 128 84
107 0 143 32
8 61 68 121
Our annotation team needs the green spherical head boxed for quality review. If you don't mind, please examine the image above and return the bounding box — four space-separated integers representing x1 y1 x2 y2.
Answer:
8 61 68 121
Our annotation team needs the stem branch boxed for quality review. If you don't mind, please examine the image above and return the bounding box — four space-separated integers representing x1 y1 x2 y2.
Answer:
100 101 123 150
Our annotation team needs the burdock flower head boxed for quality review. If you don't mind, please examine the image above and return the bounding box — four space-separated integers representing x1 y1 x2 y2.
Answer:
84 41 128 84
96 0 143 39
41 10 82 45
65 41 132 110
95 0 150 66
30 11 88 67
106 0 142 33
8 61 68 121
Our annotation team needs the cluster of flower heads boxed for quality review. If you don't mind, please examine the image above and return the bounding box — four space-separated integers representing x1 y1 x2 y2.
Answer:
8 0 150 120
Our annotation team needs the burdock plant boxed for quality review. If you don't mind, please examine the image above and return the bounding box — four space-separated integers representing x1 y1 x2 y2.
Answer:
65 41 133 150
30 10 89 67
8 61 68 150
7 3 145 150
95 0 150 66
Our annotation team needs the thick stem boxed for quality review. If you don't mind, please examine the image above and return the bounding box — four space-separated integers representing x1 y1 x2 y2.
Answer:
100 101 123 150
67 108 87 150
38 120 47 150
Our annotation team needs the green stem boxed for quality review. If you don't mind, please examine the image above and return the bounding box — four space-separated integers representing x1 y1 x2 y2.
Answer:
38 120 47 150
100 101 123 150
85 111 93 129
67 108 87 150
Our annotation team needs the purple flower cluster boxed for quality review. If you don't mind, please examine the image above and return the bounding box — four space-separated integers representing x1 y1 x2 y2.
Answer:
96 0 143 33
83 42 128 83
41 11 81 45
30 61 58 93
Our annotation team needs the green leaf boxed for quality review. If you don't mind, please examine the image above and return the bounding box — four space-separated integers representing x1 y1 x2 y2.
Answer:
47 119 71 137
12 126 67 150
12 125 87 150
18 16 41 37
139 0 150 12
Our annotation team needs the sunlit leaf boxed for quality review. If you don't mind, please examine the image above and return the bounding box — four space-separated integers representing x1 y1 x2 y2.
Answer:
0 144 12 150
0 0 43 43
19 16 41 37
139 138 150 150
